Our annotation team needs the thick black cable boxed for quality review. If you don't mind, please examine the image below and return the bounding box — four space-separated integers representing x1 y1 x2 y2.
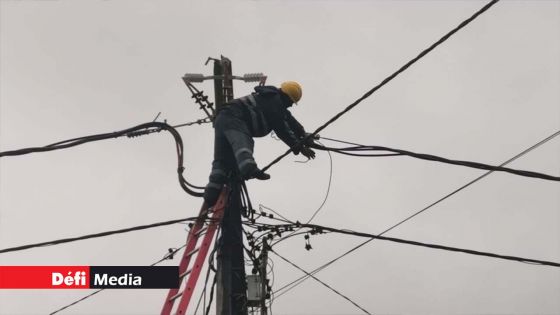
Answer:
204 272 218 315
261 0 500 173
194 228 221 315
0 217 202 254
271 249 372 315
313 138 560 181
273 129 560 298
0 122 205 196
284 223 560 267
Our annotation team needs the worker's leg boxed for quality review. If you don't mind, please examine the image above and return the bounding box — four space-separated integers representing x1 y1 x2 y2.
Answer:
213 109 260 180
203 117 230 206
223 127 257 180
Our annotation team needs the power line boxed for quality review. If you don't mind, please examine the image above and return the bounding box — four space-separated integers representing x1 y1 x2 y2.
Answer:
313 135 560 181
266 223 560 267
49 289 104 315
0 121 205 196
271 249 372 315
49 244 188 315
261 0 501 173
306 139 334 223
266 218 560 300
272 128 560 298
0 217 202 254
173 117 212 129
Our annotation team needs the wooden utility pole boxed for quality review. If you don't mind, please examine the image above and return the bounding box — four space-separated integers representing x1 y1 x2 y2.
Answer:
181 56 266 314
260 240 269 315
213 56 249 315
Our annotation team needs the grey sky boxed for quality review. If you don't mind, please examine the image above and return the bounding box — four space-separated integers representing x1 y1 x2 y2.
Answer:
1 0 559 314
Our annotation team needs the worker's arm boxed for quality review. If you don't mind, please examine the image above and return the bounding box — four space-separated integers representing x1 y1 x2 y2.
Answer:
264 100 301 153
285 111 306 139
272 111 316 159
272 118 301 153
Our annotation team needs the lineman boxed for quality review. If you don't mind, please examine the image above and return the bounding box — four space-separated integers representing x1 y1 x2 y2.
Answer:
204 81 316 206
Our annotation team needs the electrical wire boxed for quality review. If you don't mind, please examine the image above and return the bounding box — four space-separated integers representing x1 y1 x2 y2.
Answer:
204 272 218 315
259 204 294 224
0 216 203 254
255 139 334 251
49 244 188 315
271 249 372 315
312 139 560 182
261 0 501 173
306 140 333 223
0 122 205 196
272 129 560 298
194 227 221 315
263 223 560 267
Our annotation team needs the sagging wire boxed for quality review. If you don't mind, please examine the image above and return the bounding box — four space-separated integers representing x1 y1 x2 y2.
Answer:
270 129 560 299
250 222 560 268
0 216 205 255
0 122 206 196
260 0 501 174
312 136 560 182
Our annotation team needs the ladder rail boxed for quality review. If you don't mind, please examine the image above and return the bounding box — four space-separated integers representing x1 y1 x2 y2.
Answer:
175 202 224 314
161 217 206 314
161 187 228 315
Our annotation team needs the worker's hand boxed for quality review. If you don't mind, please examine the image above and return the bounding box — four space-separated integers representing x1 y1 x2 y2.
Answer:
300 146 316 160
303 132 319 147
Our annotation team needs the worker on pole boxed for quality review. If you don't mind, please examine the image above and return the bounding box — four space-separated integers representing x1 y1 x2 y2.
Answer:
204 81 316 206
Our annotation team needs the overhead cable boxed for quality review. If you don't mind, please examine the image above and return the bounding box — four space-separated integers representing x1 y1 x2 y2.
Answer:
271 249 372 315
272 129 560 298
259 222 560 267
0 122 205 196
261 0 501 173
49 244 188 315
313 135 560 182
0 216 201 254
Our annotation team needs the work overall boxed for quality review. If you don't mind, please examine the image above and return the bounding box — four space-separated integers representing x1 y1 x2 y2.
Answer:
204 94 270 205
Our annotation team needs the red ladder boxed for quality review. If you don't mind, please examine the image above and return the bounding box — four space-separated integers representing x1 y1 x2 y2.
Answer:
161 187 228 315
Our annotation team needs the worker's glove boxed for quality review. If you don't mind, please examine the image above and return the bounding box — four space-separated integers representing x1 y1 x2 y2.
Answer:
302 132 320 147
300 146 316 160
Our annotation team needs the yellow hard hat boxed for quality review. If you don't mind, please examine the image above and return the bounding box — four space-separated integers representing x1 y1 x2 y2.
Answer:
280 81 302 104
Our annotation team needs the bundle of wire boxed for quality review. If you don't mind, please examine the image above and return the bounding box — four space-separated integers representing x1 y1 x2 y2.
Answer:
0 122 205 197
310 137 560 182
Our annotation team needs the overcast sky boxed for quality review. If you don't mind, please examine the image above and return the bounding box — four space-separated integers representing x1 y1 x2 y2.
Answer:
1 0 559 314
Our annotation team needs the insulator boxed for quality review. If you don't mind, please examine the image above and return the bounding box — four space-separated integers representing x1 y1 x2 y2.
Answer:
243 73 266 82
183 73 204 83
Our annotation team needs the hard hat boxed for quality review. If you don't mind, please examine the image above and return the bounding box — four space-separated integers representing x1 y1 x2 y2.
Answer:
280 81 302 104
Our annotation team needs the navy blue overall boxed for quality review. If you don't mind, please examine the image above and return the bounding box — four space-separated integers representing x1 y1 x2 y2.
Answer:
204 86 306 206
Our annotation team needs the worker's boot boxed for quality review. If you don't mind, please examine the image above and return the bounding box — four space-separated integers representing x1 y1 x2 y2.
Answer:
203 183 222 208
252 169 271 180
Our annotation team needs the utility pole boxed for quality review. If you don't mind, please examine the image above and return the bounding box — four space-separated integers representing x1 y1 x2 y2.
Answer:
213 56 248 315
260 240 269 315
180 56 266 315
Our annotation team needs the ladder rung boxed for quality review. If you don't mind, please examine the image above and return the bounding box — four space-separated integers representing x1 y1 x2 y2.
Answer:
185 247 200 257
195 227 208 236
179 268 192 279
169 291 183 302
